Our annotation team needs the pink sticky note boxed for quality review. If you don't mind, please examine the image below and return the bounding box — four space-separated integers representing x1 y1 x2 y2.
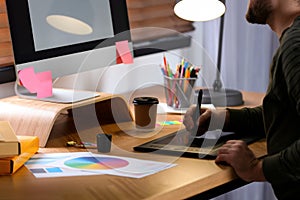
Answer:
36 79 52 98
36 71 53 98
116 40 133 64
18 67 39 93
18 67 53 98
36 71 52 82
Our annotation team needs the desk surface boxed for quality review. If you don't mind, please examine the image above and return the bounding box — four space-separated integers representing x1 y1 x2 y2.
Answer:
0 88 266 200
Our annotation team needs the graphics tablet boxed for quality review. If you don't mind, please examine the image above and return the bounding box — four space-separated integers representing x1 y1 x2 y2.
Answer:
133 129 263 159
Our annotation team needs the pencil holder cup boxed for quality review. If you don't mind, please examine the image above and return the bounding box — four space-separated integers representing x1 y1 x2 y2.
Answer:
163 76 197 109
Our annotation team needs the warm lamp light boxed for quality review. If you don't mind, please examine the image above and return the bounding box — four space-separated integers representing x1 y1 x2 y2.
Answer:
174 0 243 106
174 0 226 22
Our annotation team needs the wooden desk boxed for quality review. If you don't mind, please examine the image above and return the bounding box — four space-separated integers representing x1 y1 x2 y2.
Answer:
0 89 266 200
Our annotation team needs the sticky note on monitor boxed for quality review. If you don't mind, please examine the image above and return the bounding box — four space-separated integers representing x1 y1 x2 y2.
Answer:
18 67 39 93
116 40 133 64
36 71 53 98
18 67 53 99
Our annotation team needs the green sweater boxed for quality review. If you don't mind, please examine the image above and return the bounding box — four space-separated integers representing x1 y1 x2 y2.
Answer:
227 16 300 199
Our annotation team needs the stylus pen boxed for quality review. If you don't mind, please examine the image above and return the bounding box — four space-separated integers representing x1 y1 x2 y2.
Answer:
192 89 203 136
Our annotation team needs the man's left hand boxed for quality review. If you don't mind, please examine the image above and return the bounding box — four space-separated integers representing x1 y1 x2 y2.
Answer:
215 140 266 182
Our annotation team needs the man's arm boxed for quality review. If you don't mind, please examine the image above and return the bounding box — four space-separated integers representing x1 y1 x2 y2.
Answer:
215 106 266 181
263 31 300 185
263 140 300 184
226 106 265 136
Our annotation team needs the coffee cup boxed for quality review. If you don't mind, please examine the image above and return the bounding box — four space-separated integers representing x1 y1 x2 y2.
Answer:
133 97 159 131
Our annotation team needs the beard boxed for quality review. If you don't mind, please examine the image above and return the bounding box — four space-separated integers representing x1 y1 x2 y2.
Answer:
245 0 273 24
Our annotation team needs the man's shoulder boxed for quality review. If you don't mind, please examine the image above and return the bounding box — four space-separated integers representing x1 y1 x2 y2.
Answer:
280 17 300 47
285 16 300 36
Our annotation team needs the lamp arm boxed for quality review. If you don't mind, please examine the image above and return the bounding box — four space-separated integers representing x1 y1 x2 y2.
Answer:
213 0 225 91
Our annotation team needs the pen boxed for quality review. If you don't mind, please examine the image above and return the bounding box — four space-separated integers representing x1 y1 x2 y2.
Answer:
192 89 203 136
66 141 97 149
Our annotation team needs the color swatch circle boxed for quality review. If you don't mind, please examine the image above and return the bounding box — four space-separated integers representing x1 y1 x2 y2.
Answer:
64 156 129 170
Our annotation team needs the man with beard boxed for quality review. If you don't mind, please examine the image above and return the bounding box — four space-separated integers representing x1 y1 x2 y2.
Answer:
183 0 300 199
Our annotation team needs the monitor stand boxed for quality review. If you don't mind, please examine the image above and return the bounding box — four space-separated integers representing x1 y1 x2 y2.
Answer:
15 84 100 103
0 88 133 147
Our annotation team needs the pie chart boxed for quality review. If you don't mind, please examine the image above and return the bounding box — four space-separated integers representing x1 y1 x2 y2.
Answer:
64 156 129 170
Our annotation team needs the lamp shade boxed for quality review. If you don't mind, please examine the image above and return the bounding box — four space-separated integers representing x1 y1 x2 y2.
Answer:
174 0 226 22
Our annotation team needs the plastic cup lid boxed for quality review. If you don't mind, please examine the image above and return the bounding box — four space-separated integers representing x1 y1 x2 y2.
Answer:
133 97 159 105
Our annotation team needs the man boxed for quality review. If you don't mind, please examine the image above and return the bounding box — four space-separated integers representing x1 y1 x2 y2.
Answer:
183 0 300 199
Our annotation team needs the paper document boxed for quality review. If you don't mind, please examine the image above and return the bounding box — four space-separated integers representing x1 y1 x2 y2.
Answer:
157 103 215 114
25 152 176 178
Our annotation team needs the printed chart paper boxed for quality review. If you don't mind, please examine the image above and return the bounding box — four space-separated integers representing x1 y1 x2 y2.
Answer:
25 152 176 178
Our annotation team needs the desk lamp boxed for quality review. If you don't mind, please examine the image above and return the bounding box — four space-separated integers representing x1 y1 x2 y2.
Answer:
174 0 243 106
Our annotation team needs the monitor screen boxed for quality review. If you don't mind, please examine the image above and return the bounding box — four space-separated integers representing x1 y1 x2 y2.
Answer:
6 0 132 103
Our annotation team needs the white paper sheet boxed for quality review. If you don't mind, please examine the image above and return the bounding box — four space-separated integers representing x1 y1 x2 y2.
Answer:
25 152 176 178
157 103 215 114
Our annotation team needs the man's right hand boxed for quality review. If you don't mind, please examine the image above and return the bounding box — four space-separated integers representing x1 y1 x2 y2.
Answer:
183 106 230 136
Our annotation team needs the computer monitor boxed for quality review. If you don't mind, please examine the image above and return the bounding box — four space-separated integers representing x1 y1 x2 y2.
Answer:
6 0 132 103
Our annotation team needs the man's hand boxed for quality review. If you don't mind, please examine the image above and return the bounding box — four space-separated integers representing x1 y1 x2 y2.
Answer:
215 140 266 182
183 106 229 136
183 106 210 135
